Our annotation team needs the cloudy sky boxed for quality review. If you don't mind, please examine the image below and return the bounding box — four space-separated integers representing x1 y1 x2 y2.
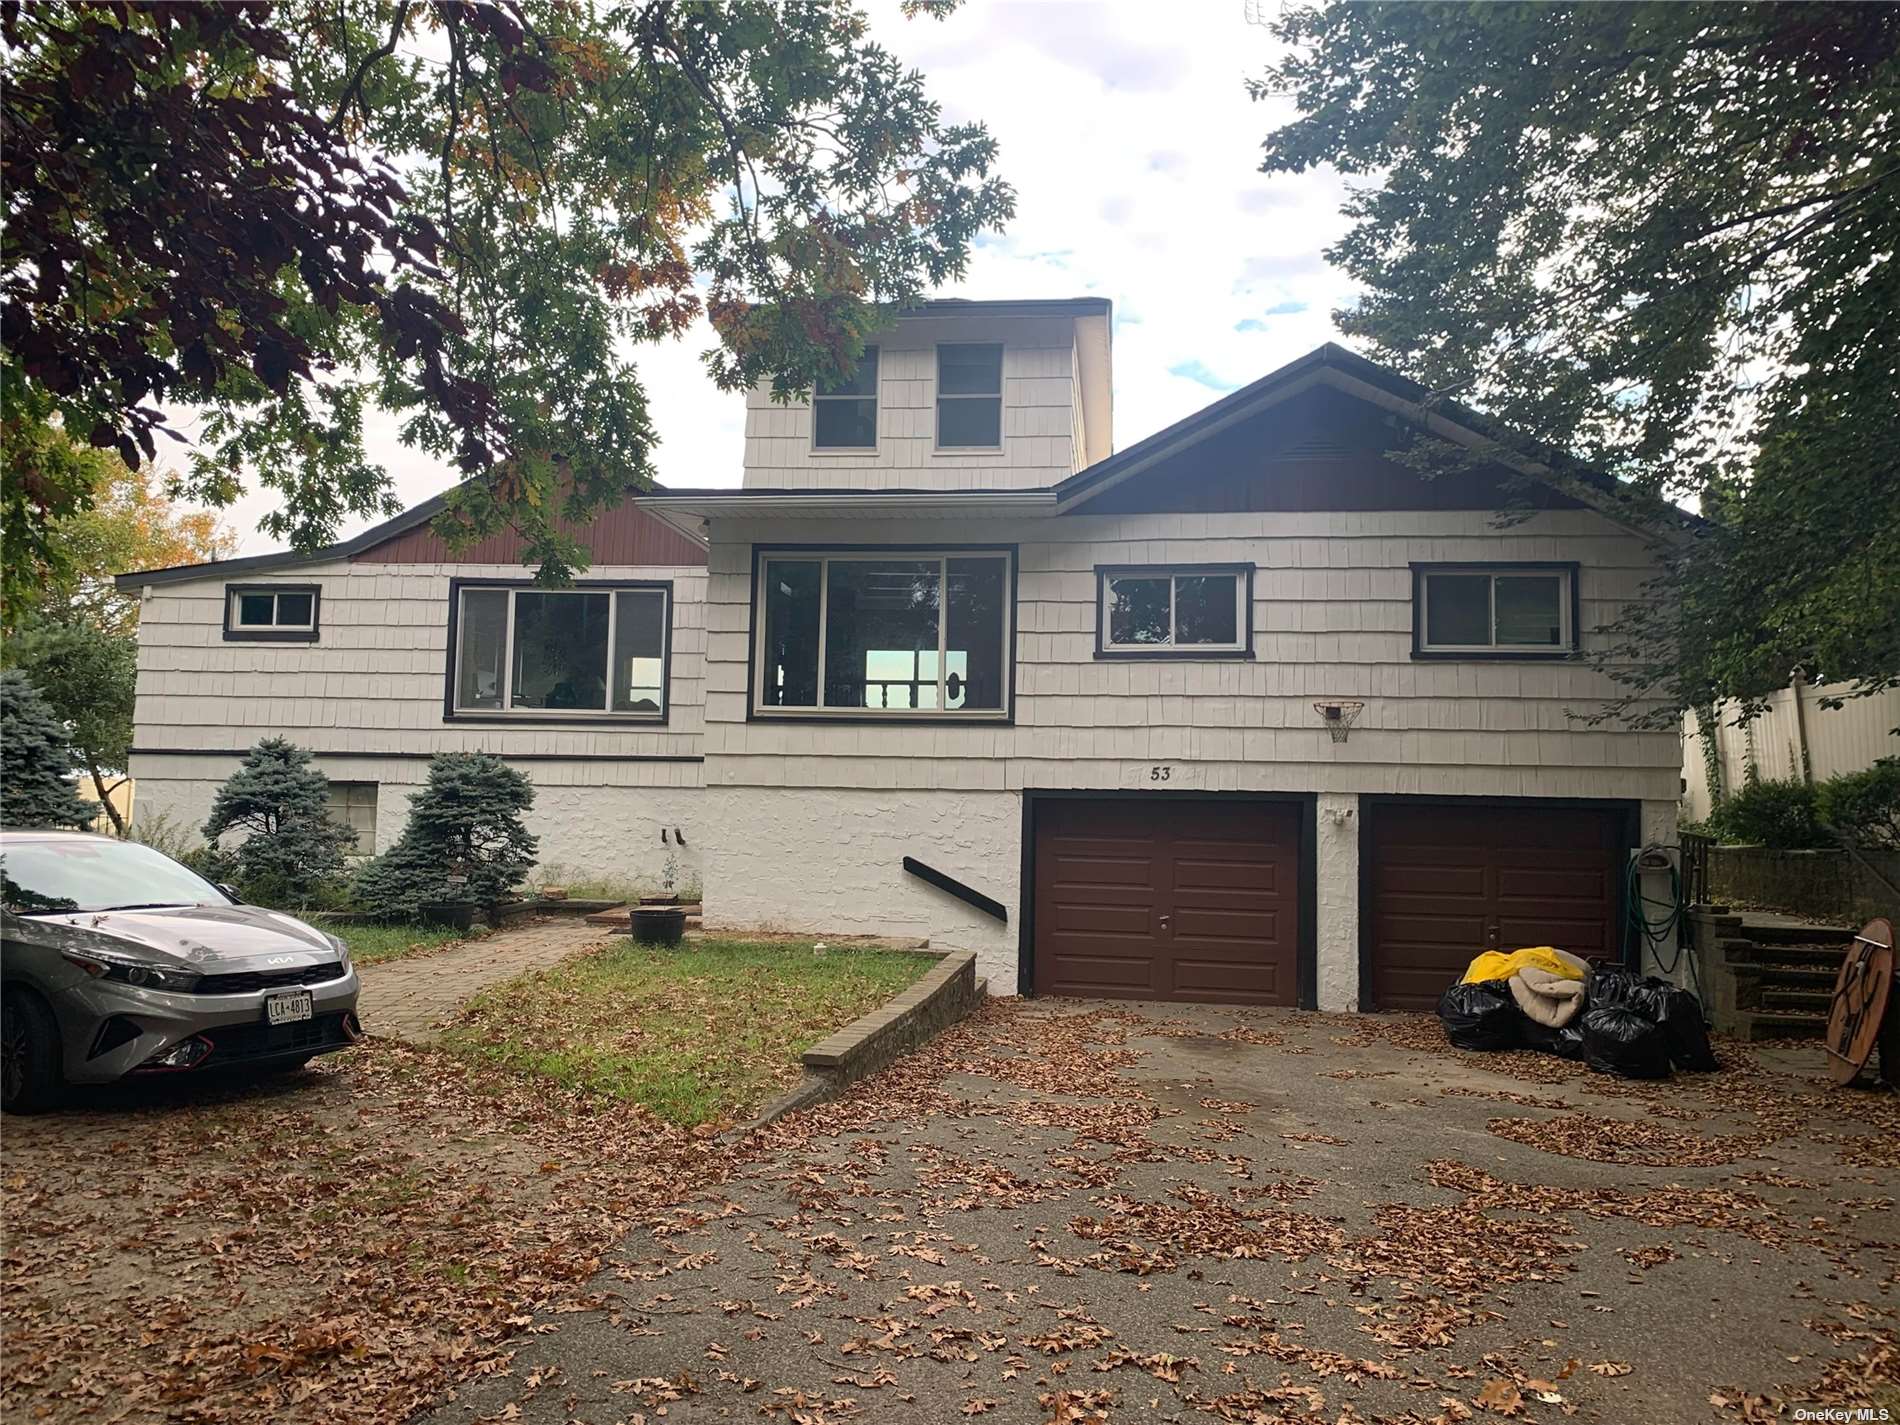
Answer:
213 0 1360 555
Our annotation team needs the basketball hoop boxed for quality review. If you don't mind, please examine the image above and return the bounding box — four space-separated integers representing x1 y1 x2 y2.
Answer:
1314 700 1365 744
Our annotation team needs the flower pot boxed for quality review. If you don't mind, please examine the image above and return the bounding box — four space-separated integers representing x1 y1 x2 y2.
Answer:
630 906 687 947
419 900 477 932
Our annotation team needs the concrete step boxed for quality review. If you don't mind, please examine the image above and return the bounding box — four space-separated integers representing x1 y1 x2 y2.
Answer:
585 902 704 926
1761 987 1836 1015
1723 941 1850 970
1754 965 1840 990
1743 1010 1830 1041
1742 922 1858 947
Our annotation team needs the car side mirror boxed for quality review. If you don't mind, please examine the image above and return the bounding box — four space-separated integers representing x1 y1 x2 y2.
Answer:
216 883 241 902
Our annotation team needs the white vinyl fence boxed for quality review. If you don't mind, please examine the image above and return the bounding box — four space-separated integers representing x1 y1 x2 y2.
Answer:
1682 681 1900 822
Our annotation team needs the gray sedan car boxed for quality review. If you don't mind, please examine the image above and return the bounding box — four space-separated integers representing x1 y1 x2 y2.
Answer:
1 830 362 1113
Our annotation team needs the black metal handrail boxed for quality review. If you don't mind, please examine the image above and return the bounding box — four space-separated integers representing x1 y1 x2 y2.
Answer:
902 856 1007 923
1681 830 1713 907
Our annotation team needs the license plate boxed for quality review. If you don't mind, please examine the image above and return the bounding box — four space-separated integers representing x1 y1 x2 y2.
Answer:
266 990 313 1026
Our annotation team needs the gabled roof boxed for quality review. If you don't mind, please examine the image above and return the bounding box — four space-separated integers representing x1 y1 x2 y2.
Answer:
115 481 709 591
1051 343 1691 531
116 488 467 591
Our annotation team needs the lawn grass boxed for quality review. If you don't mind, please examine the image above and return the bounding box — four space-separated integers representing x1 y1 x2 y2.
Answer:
439 938 934 1127
337 921 478 967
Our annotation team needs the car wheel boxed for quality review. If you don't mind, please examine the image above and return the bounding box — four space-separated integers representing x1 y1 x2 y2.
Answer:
1 988 64 1115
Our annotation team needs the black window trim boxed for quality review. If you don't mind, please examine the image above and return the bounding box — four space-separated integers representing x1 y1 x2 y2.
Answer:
934 341 1005 452
746 542 1018 725
1410 561 1581 661
441 576 674 726
1092 563 1256 661
810 344 880 454
223 583 321 642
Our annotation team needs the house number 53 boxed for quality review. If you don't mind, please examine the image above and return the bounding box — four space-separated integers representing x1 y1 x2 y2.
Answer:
1149 765 1173 782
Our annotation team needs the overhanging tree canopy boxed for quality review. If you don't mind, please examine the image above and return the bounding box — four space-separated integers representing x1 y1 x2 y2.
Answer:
2 0 1013 603
1255 2 1899 722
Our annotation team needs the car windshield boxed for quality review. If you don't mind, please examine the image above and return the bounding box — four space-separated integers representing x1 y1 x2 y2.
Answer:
1 840 224 915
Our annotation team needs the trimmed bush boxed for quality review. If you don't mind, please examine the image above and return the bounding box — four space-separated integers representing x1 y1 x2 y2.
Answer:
1704 776 1827 849
203 737 356 903
0 668 94 829
1817 757 1900 850
352 753 537 917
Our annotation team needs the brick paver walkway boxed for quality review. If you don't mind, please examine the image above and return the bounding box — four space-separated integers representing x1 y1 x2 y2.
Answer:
356 919 607 1045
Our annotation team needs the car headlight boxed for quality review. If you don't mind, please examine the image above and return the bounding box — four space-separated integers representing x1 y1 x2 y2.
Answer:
62 950 202 994
325 932 351 971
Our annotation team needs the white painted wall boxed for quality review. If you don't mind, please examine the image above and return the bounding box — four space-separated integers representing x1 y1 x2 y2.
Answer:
700 784 1019 990
1314 791 1360 1011
742 313 1084 491
131 756 703 896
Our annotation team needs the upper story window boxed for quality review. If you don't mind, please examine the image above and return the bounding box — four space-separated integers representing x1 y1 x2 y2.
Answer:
1096 565 1253 659
936 344 1003 450
812 347 878 450
224 584 319 642
1412 563 1577 658
448 580 669 721
754 550 1012 719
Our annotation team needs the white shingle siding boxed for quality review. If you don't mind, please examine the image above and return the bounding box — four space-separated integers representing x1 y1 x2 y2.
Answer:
701 508 1678 804
128 559 707 764
742 315 1083 491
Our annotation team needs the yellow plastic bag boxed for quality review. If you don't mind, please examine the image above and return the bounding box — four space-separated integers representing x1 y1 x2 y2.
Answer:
1461 946 1590 985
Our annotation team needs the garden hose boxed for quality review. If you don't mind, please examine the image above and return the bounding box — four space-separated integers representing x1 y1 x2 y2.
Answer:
1624 846 1701 1000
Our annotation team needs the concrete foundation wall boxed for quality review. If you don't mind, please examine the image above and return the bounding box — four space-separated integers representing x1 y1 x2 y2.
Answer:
127 756 706 900
701 785 1021 991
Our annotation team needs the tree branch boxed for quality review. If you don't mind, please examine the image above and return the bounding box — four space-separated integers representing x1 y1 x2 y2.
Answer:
328 0 413 130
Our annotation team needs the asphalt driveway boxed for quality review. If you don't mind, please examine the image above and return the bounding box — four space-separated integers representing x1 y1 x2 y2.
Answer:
420 998 1899 1425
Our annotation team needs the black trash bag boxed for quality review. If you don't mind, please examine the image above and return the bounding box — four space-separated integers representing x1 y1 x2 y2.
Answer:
1580 1005 1672 1079
1588 969 1648 1012
1519 1017 1586 1061
1590 970 1720 1072
1438 979 1522 1052
1652 985 1720 1072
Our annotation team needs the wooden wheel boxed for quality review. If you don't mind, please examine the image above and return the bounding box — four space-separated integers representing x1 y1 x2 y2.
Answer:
1825 917 1894 1088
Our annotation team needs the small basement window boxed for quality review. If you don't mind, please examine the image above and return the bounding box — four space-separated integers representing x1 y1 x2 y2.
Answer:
449 582 669 720
1414 564 1576 657
936 344 1003 449
325 782 378 852
812 347 878 450
224 584 320 641
1097 565 1253 657
755 550 1011 718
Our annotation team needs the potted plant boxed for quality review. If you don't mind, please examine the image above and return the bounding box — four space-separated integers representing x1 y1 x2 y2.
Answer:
630 902 686 946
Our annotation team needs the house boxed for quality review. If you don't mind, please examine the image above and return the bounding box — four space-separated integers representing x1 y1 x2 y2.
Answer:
117 296 1684 1010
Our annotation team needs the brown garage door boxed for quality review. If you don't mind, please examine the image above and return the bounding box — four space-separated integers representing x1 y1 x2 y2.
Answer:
1366 802 1625 1011
1032 798 1301 1004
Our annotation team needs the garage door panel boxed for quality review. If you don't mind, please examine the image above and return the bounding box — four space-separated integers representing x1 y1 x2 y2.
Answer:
1046 908 1154 938
1171 958 1291 1003
1041 953 1157 998
1172 914 1282 951
1368 803 1624 1011
1034 799 1302 1004
1380 865 1487 898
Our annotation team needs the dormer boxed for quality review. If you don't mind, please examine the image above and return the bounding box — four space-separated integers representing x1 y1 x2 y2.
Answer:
741 297 1113 491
